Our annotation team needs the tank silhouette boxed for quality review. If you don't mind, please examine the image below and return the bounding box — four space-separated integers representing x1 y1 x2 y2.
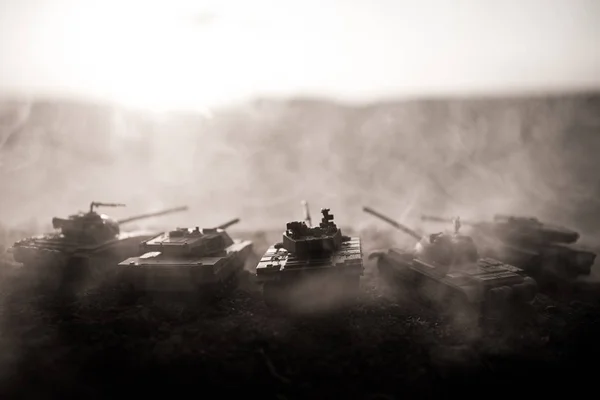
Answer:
10 202 188 290
364 207 537 313
255 201 363 309
421 214 597 283
118 218 253 299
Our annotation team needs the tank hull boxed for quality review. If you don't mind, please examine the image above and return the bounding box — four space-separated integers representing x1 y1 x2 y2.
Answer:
10 230 157 291
255 237 363 308
474 232 597 281
118 239 253 294
374 248 537 314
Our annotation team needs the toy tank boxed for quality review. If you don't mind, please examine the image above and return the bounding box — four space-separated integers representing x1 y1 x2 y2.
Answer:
9 202 188 290
421 214 597 283
255 201 363 309
118 218 253 300
364 207 537 314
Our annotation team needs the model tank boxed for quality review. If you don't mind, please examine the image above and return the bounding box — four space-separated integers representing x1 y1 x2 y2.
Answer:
364 207 537 314
9 202 188 290
255 201 363 309
421 214 597 283
118 218 253 300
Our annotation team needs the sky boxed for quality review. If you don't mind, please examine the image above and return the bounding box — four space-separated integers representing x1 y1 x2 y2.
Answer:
0 0 599 111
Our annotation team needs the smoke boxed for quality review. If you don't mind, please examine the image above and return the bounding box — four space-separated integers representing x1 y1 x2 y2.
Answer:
1 94 599 242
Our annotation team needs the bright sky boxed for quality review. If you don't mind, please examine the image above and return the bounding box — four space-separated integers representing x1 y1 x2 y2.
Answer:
0 0 599 111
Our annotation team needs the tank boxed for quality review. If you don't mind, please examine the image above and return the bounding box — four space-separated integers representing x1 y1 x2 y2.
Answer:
9 202 188 290
364 207 537 314
255 202 363 309
118 218 253 300
421 214 597 283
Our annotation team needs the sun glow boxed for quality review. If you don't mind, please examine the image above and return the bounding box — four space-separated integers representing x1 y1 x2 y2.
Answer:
51 2 247 112
1 0 599 112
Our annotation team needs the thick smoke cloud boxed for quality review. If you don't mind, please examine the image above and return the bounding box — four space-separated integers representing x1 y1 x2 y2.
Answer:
0 95 599 247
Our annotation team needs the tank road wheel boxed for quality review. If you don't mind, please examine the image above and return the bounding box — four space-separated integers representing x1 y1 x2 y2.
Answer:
511 277 537 304
376 257 394 282
341 275 361 304
447 293 478 325
118 283 142 306
58 257 89 298
210 271 240 301
224 270 240 292
263 281 288 309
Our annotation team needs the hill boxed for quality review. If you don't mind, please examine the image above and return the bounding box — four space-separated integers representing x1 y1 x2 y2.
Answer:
1 94 599 238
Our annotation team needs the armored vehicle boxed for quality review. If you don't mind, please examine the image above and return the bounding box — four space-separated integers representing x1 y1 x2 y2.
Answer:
10 202 188 290
421 214 597 284
255 202 363 309
118 218 253 300
364 207 537 314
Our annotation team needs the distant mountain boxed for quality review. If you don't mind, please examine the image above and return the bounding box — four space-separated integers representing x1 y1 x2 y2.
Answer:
1 94 599 239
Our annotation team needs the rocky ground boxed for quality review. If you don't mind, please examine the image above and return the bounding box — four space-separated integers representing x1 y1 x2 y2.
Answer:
1 229 600 399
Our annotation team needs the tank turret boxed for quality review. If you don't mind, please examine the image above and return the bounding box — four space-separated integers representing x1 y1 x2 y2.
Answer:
51 202 126 243
280 203 345 257
137 218 240 258
49 202 188 244
363 207 478 275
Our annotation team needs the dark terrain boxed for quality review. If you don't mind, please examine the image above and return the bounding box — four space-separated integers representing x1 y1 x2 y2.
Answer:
1 227 600 399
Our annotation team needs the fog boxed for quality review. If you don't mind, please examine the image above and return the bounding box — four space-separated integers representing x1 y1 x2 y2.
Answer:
1 0 599 241
1 95 599 247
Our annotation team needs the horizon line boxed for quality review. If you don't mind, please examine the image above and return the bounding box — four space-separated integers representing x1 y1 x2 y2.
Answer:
1 87 599 114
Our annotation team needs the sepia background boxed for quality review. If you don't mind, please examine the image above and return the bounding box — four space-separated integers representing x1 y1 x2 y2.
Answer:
1 0 600 254
1 1 600 396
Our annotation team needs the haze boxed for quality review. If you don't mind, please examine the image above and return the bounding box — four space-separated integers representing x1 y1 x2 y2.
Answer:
1 0 600 263
1 0 599 111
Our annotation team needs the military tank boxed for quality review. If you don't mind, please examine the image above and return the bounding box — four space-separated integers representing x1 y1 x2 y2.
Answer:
421 214 597 284
9 202 188 290
118 218 253 301
255 202 363 309
363 207 537 314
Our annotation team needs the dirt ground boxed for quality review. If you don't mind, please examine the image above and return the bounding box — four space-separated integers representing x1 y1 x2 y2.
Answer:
1 230 600 399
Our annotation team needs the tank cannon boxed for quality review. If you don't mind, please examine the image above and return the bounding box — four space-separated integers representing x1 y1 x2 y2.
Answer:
118 217 253 299
117 205 188 225
216 218 240 230
364 206 537 314
421 213 597 283
255 201 364 309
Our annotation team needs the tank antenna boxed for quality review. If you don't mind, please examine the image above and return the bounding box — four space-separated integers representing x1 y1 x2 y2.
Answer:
453 216 461 234
89 202 127 213
301 200 312 228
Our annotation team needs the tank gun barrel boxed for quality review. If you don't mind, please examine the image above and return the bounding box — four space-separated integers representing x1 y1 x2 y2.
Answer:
90 202 126 212
301 200 312 227
421 215 453 223
363 206 422 241
421 214 475 226
215 218 240 230
117 206 188 224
